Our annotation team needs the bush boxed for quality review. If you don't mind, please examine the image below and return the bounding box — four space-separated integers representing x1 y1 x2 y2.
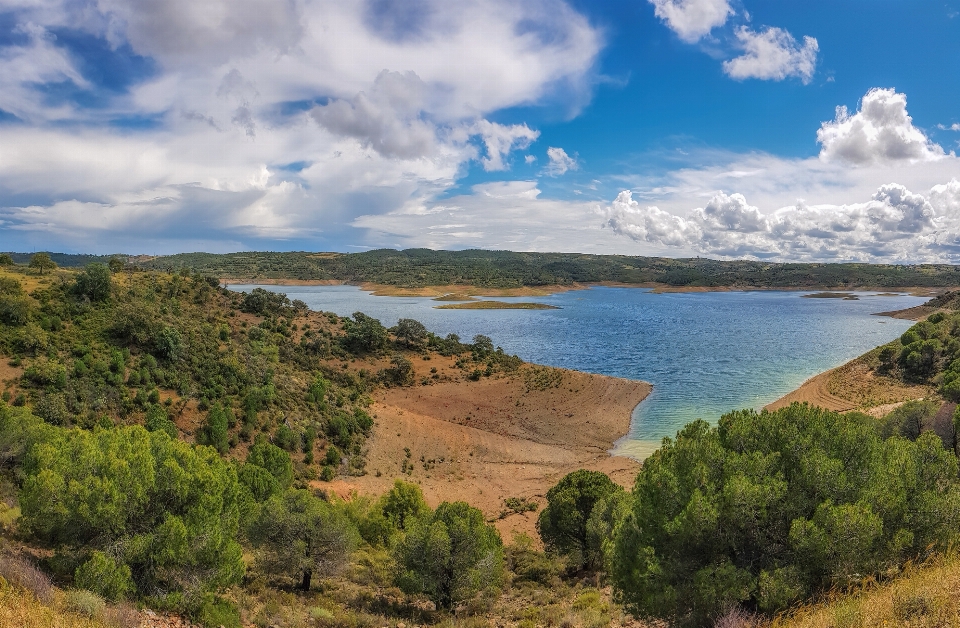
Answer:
73 263 112 302
380 479 429 531
380 353 414 386
537 469 621 570
23 358 66 388
394 318 428 349
506 533 565 586
34 392 70 425
75 551 135 601
240 288 290 316
610 404 960 627
247 440 294 489
238 462 281 502
197 405 230 454
65 588 106 618
194 595 242 628
342 312 388 354
144 404 177 438
879 399 940 440
0 295 30 326
19 422 245 599
395 501 504 610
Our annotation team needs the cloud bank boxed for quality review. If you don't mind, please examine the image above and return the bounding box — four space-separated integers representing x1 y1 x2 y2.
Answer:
0 0 602 252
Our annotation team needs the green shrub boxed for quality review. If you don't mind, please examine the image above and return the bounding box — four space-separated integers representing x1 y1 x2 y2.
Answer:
19 421 245 599
238 462 281 502
379 479 429 531
75 551 134 601
319 465 336 481
194 595 242 628
197 405 230 454
73 263 112 302
342 312 388 354
247 441 294 489
144 404 177 439
879 399 940 440
610 403 960 627
0 295 31 326
23 359 66 388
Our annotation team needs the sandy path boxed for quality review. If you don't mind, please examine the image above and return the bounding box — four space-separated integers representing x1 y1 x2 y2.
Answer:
329 367 651 541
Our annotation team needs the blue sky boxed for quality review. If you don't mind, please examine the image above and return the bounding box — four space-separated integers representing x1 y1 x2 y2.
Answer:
1 0 960 261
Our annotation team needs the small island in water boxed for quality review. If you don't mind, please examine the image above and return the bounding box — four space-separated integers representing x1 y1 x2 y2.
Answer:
434 300 560 310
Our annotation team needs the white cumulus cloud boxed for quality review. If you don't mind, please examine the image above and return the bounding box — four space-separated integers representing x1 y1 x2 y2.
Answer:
722 27 818 84
545 147 578 177
648 0 733 43
818 88 946 165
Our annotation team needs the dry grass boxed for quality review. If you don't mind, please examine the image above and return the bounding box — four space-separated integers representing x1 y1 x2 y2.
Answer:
767 554 960 628
0 584 108 628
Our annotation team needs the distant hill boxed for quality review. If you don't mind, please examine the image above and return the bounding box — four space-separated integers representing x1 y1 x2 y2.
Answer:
4 252 124 267
138 248 960 289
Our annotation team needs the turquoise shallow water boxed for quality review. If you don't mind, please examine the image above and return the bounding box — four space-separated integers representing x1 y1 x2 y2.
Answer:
231 284 927 458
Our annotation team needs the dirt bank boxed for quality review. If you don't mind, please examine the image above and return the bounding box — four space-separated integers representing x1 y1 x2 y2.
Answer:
331 366 651 541
765 351 933 414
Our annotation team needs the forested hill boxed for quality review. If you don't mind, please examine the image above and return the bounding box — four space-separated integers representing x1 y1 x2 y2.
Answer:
135 249 960 289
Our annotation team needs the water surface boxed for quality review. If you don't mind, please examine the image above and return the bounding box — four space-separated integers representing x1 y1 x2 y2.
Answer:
231 284 926 458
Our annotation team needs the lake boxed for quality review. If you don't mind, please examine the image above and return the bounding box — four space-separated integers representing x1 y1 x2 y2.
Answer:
230 284 927 458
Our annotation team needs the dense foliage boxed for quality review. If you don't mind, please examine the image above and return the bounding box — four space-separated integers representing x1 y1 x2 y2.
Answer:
3 405 244 604
870 309 960 402
537 469 622 571
395 500 504 609
610 403 960 627
140 249 960 289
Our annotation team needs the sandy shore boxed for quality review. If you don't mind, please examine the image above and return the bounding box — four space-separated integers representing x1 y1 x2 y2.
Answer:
329 365 651 541
221 277 954 299
765 349 933 414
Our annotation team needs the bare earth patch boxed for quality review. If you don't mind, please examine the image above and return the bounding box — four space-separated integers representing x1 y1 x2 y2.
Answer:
332 365 651 541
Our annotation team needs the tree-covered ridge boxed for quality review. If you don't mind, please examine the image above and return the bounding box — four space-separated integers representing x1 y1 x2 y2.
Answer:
138 248 960 289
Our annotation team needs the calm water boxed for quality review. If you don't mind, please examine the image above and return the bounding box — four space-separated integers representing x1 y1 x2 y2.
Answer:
231 284 926 458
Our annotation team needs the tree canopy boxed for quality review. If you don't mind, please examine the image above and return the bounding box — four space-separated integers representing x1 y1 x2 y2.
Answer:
395 501 504 609
15 412 245 600
28 252 56 275
537 469 621 570
610 403 960 627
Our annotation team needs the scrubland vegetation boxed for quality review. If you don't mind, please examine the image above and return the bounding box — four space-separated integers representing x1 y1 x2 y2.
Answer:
130 248 960 290
4 255 960 627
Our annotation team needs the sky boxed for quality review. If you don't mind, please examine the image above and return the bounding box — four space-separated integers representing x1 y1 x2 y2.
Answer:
1 0 960 262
